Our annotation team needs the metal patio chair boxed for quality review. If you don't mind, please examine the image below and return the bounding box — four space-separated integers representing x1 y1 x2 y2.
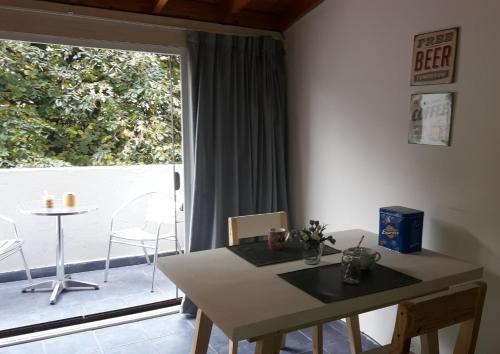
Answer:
104 191 180 292
0 214 33 284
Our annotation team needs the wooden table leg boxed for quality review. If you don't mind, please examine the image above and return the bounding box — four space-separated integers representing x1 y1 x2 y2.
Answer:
420 331 439 354
313 324 323 354
191 308 213 354
346 315 362 354
254 334 282 354
280 334 287 348
229 340 238 354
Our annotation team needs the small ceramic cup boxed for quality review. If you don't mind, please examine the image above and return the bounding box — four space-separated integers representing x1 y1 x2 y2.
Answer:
344 247 382 270
63 192 76 208
43 195 54 208
267 227 287 251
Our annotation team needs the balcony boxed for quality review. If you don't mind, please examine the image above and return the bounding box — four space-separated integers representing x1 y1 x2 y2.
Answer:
0 164 184 331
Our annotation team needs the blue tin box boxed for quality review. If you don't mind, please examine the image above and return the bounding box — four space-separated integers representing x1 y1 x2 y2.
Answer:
379 206 424 253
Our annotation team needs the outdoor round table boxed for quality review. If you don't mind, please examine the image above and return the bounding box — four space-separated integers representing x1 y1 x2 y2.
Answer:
20 205 99 305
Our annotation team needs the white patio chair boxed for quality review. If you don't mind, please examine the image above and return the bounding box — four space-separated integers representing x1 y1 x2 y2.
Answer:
104 191 180 292
0 214 33 285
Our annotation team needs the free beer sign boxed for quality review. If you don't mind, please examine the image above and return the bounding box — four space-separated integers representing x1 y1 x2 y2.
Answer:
410 27 459 85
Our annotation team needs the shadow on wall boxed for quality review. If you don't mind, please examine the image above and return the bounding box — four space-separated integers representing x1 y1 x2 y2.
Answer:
428 219 500 353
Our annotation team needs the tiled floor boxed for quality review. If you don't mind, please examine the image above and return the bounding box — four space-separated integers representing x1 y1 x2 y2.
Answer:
1 313 380 354
0 264 380 353
0 263 178 331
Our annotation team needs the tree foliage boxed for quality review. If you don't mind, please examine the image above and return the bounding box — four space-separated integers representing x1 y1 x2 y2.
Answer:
0 40 182 168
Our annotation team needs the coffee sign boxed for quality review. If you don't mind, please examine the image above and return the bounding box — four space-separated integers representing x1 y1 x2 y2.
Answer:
410 27 459 85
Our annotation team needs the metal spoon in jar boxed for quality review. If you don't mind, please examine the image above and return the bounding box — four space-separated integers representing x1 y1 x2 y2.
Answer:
356 235 365 250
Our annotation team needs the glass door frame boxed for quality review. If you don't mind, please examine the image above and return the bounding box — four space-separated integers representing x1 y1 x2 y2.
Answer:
0 32 189 344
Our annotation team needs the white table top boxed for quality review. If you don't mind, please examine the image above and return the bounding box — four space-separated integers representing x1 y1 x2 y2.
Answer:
20 204 97 216
158 229 483 342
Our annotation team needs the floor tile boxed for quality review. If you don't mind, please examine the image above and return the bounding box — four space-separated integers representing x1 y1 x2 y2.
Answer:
35 303 87 322
233 340 256 354
327 320 349 337
0 279 31 290
362 335 380 351
104 339 158 354
120 289 170 308
298 321 352 354
299 321 346 339
0 264 381 354
0 313 41 331
323 335 352 354
42 331 100 354
280 330 312 353
205 325 230 353
0 284 51 312
140 313 194 340
0 340 45 354
152 334 217 354
0 264 178 330
94 322 147 349
82 296 127 315
3 313 380 354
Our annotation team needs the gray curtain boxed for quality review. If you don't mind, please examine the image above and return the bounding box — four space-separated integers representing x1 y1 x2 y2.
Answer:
181 32 288 315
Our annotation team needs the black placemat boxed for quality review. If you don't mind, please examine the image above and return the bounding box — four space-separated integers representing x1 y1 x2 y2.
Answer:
278 263 421 303
227 240 341 267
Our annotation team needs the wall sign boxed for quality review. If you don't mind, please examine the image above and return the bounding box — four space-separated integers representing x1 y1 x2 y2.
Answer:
410 27 459 85
409 93 454 146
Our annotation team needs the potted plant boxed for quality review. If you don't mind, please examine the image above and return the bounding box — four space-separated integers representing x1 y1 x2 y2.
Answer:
292 220 335 265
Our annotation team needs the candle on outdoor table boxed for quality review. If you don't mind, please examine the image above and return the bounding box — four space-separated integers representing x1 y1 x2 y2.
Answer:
63 192 76 207
43 194 54 208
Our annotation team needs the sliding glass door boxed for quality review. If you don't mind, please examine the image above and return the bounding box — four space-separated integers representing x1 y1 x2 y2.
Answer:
0 37 186 346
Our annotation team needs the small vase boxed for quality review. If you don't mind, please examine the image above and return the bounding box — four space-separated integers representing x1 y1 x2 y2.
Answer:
303 243 324 265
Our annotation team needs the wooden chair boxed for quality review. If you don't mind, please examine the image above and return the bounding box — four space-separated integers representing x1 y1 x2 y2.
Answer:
228 211 363 354
362 281 487 354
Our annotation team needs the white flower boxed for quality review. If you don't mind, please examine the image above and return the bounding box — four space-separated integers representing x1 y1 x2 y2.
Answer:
311 231 321 241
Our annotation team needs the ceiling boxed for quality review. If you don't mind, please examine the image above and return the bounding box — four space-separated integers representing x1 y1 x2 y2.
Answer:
36 0 323 32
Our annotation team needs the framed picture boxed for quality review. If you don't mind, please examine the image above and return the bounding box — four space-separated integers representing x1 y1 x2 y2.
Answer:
410 27 459 85
409 93 454 146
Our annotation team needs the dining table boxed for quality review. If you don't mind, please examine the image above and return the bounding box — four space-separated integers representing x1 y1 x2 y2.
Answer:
157 229 483 354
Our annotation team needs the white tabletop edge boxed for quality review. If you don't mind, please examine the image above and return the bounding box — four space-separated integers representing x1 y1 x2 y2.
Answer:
20 206 98 216
233 267 484 341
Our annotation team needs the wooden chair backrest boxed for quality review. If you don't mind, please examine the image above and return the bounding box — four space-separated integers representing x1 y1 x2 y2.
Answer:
389 281 487 354
228 211 288 246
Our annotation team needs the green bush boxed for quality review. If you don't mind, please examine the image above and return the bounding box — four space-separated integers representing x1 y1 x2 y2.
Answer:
0 40 182 168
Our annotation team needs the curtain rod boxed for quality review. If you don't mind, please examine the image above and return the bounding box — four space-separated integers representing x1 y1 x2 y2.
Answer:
0 0 284 40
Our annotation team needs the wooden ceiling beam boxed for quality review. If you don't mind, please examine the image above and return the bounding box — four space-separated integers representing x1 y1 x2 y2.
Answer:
41 0 154 13
159 0 276 30
226 0 252 15
152 0 169 13
221 0 252 21
36 0 320 32
227 9 282 31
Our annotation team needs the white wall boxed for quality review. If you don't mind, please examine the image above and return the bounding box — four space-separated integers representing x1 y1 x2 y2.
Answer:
0 165 183 272
286 1 500 353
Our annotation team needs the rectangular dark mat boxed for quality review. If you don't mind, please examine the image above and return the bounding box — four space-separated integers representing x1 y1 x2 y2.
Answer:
227 240 341 267
278 263 421 303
